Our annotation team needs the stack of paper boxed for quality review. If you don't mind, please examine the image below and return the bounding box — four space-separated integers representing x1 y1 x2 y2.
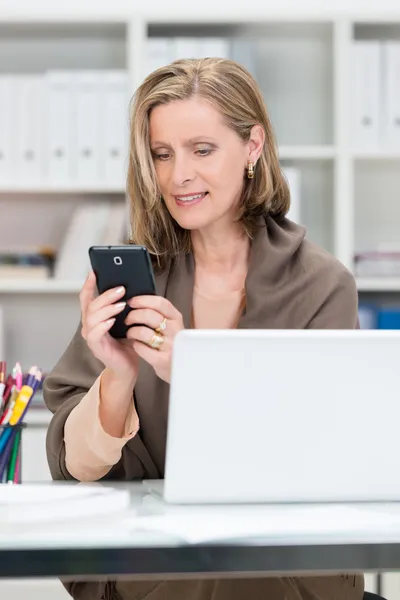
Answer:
0 484 130 525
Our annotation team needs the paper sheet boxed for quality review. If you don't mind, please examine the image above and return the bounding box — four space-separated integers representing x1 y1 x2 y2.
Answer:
133 503 400 544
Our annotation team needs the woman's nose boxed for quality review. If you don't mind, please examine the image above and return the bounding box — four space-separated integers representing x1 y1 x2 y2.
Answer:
172 155 194 187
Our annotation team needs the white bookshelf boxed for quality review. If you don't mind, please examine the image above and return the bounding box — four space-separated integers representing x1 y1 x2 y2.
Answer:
356 277 400 292
1 8 400 370
0 279 84 293
1 4 400 600
279 145 336 159
0 184 126 194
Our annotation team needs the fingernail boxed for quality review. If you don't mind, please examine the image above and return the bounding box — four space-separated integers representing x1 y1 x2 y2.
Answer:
115 301 126 309
106 318 115 325
115 286 124 295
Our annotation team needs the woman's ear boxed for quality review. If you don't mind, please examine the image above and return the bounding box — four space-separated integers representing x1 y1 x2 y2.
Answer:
247 124 265 165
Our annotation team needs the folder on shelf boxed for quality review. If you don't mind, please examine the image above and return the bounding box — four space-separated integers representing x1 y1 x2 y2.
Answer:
100 70 129 187
44 71 74 184
14 75 44 184
73 71 102 185
147 38 173 76
54 201 124 280
352 41 382 149
230 39 257 78
282 166 301 224
101 202 128 246
197 38 230 59
172 37 201 61
0 76 16 185
382 41 400 148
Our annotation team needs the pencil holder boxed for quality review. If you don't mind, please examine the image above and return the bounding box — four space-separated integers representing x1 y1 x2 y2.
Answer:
0 423 26 484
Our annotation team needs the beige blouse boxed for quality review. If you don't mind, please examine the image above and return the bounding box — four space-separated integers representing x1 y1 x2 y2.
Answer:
64 288 245 481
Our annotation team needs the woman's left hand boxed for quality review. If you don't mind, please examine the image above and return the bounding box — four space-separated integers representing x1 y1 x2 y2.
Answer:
125 295 184 383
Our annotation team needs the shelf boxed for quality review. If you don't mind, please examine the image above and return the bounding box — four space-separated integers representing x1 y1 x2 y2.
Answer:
0 184 126 194
0 279 83 293
353 150 400 160
279 146 336 160
4 277 400 294
356 278 400 292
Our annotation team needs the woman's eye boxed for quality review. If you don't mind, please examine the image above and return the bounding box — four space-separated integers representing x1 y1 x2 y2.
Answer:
196 148 211 156
154 153 170 161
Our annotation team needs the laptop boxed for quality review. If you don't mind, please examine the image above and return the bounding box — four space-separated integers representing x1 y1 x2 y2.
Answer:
145 329 400 504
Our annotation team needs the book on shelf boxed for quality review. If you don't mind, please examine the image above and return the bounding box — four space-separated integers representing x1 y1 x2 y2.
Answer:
54 201 127 280
354 248 400 278
0 251 53 279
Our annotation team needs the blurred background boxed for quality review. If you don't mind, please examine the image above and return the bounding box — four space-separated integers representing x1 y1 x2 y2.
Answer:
1 1 400 598
2 0 400 374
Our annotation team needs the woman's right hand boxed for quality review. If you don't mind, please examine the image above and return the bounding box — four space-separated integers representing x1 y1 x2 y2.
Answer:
80 270 139 382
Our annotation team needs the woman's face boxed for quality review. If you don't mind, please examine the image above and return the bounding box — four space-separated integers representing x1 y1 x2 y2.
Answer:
149 96 259 233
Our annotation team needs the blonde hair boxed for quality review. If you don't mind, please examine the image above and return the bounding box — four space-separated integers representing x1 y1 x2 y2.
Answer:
127 58 290 268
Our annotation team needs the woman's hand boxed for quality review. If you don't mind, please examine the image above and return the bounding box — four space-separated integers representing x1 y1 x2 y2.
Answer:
80 271 139 382
125 295 184 383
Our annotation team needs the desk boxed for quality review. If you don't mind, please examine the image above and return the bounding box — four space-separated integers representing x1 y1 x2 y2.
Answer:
0 482 400 583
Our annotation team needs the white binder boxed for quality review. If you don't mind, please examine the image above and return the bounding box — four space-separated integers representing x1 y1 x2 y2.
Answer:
54 201 111 280
100 70 129 187
352 41 382 149
383 41 400 148
198 38 230 59
44 71 74 184
0 76 16 185
147 38 172 76
73 71 102 185
172 38 200 61
282 166 301 224
14 75 44 184
230 39 257 78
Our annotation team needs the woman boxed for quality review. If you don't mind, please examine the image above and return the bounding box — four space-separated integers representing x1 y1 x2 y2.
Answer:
43 58 363 600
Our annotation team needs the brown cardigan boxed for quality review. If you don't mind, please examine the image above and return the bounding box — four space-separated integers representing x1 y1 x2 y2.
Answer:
43 216 363 600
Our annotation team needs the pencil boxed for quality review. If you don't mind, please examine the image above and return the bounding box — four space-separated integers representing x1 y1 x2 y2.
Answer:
7 429 21 484
14 447 20 483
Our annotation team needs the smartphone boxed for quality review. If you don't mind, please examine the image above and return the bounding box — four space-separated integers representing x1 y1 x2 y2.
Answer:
88 245 157 339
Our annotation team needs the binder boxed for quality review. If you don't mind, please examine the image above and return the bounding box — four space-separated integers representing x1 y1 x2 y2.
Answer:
0 76 16 185
230 39 257 78
100 70 129 187
352 41 382 149
73 71 102 185
382 41 400 148
44 71 74 184
198 38 230 59
172 38 200 61
282 166 301 224
14 75 44 184
147 38 172 76
54 201 111 280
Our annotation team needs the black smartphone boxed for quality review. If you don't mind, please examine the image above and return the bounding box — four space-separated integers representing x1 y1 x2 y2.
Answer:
88 245 157 339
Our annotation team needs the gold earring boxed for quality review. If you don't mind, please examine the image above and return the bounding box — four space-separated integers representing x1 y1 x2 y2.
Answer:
247 161 254 179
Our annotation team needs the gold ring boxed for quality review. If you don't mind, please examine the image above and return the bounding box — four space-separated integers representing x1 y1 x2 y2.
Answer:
155 317 167 334
148 332 164 350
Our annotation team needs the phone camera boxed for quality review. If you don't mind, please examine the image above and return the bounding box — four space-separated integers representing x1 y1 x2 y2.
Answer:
114 256 122 265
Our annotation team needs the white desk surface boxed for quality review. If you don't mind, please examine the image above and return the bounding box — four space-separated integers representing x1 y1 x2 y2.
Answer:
1 481 400 579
